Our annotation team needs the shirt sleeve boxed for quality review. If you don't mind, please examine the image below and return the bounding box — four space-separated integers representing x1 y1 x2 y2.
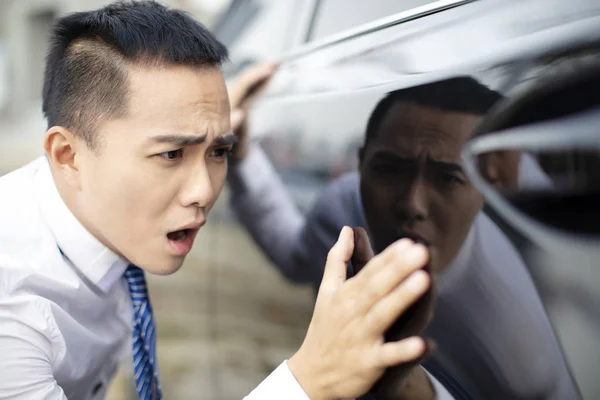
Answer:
243 361 447 400
243 360 311 400
228 144 309 284
425 369 456 400
0 294 68 400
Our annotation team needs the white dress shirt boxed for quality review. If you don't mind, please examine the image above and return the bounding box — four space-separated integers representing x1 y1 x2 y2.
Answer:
0 157 311 399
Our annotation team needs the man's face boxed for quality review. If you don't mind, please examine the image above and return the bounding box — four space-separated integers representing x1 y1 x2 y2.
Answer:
360 101 484 274
75 65 232 275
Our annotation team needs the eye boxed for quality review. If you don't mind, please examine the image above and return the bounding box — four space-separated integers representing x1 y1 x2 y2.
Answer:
158 149 183 160
211 146 233 158
371 160 400 174
440 172 466 185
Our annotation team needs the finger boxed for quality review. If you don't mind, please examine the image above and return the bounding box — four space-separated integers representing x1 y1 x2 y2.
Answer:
350 241 428 310
384 282 435 342
367 243 428 301
319 226 354 295
350 226 374 276
422 338 437 360
228 62 278 107
230 108 246 132
353 238 413 282
364 270 431 333
370 339 436 398
377 336 427 368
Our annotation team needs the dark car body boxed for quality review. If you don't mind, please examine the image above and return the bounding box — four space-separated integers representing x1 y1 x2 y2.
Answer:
214 1 600 398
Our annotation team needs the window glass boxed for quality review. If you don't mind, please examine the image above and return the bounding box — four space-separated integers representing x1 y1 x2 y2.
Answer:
215 0 305 77
309 0 436 41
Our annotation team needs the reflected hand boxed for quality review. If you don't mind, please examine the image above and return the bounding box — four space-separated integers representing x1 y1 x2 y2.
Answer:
288 226 431 400
227 62 278 162
350 227 436 400
350 226 375 275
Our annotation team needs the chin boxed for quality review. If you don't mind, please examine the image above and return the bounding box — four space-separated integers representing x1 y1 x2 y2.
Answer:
135 255 186 276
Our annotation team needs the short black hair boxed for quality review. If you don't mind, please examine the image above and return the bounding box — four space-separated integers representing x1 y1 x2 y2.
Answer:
42 0 228 149
364 77 503 146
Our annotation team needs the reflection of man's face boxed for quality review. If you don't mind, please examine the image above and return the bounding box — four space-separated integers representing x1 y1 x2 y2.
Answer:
360 101 484 274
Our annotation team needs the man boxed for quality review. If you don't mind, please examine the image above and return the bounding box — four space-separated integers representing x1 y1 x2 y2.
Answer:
228 75 577 399
0 2 434 399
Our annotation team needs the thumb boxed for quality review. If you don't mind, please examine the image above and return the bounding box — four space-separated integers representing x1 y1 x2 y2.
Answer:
319 226 354 295
228 62 278 108
230 108 246 133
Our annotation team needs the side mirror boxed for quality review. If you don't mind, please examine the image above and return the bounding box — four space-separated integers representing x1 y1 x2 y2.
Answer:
462 106 600 245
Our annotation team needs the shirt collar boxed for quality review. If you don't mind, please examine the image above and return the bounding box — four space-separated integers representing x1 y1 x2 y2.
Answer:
35 157 128 293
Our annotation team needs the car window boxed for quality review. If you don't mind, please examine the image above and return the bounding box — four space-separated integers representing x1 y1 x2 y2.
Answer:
215 0 307 77
308 0 438 41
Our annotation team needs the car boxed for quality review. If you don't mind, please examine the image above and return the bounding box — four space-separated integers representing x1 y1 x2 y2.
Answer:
214 0 600 398
461 60 600 400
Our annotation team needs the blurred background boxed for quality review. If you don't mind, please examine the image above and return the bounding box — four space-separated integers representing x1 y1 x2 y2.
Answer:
0 0 315 399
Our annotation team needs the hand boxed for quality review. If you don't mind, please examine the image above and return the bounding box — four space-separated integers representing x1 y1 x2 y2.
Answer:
371 365 435 400
370 266 435 399
350 227 437 400
350 226 374 275
227 62 278 162
288 226 431 400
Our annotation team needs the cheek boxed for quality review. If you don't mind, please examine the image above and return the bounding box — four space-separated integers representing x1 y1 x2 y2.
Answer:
435 190 482 245
85 161 174 222
360 180 394 229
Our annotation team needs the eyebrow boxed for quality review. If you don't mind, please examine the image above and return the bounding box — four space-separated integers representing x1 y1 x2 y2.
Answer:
150 133 238 147
371 150 465 174
428 159 465 174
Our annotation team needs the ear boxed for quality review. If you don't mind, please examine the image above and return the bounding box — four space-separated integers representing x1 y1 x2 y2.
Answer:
357 146 365 169
43 126 84 190
478 150 522 191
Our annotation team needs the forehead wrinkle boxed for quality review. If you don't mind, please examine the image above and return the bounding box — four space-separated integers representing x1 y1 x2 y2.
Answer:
379 102 481 145
370 130 462 165
135 100 228 141
392 121 454 145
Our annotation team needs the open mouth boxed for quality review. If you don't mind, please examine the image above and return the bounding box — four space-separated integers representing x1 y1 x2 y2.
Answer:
167 229 193 242
166 219 205 257
396 230 430 247
166 228 200 256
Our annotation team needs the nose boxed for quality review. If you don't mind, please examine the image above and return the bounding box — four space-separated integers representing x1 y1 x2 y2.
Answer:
180 162 216 210
395 176 429 223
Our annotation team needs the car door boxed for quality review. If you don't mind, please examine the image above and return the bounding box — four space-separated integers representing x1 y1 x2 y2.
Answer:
206 0 599 399
239 0 600 398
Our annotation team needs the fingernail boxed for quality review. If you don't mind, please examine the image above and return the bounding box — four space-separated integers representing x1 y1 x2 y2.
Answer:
339 226 348 239
403 243 428 265
394 238 413 253
404 337 425 355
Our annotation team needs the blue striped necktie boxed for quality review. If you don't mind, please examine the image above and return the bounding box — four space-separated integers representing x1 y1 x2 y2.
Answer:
125 265 162 400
